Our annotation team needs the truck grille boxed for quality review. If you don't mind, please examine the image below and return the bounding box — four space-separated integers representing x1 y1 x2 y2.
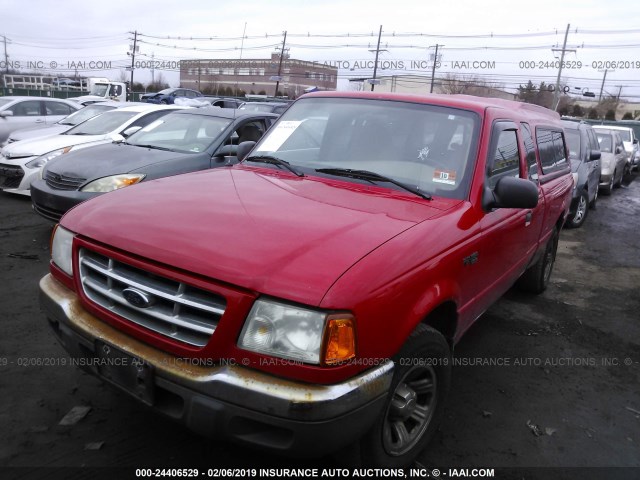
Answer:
0 164 24 189
45 170 86 190
78 248 226 347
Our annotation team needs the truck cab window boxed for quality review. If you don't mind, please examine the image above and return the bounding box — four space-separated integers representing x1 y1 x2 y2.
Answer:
487 129 520 189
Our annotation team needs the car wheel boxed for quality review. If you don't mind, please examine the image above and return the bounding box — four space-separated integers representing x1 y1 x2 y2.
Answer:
517 227 559 294
589 186 598 210
566 190 589 228
357 324 451 468
160 99 169 105
601 173 614 196
614 167 623 188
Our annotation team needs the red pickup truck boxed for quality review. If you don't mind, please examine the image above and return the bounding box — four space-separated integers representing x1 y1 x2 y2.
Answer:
41 92 573 466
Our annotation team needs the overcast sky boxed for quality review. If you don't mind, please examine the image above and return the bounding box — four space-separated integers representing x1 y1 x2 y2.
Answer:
3 0 640 100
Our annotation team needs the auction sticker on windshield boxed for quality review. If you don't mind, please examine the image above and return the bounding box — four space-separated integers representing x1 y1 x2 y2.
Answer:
433 169 457 185
258 121 302 151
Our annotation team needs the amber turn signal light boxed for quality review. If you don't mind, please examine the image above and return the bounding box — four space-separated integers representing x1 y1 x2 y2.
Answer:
322 315 356 365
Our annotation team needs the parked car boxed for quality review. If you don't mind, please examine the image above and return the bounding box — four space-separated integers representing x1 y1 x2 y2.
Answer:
593 125 637 169
594 128 628 195
0 97 81 145
40 92 572 466
140 88 203 104
562 120 601 228
201 97 244 109
30 108 278 221
0 104 182 196
3 101 136 146
238 101 292 115
618 120 640 170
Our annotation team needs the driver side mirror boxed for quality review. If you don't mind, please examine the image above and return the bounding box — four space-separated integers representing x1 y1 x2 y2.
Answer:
0 110 13 118
589 150 601 161
483 176 539 211
237 141 256 162
213 144 238 161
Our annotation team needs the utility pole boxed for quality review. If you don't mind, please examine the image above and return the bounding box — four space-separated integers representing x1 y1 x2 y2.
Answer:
129 30 138 101
2 35 9 74
429 44 442 93
552 24 574 110
274 31 287 97
370 25 383 92
150 52 155 85
598 69 608 102
236 22 247 96
616 85 623 113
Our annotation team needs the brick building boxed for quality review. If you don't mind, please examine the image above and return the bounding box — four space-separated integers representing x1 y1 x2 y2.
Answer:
180 53 337 98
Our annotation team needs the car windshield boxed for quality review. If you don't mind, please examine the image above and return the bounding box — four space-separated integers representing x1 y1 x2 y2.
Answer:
59 104 115 126
615 130 631 142
239 103 276 113
564 130 581 161
596 133 613 153
250 97 480 200
64 111 138 135
126 112 231 153
0 99 12 108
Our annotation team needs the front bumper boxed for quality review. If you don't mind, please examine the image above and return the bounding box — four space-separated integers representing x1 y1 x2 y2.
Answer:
0 159 40 196
40 274 393 455
30 179 97 222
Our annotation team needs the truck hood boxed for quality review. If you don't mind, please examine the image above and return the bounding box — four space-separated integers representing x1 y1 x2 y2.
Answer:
45 142 194 179
62 166 451 306
1 132 113 157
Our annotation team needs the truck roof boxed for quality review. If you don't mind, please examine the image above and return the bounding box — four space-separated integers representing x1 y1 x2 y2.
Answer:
303 91 561 122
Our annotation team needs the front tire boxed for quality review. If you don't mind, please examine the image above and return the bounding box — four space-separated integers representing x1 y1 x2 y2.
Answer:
358 324 451 467
566 190 589 228
517 227 559 294
601 173 614 196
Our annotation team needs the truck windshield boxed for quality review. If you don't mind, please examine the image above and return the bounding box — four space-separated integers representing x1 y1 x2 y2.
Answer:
90 84 109 96
250 97 480 200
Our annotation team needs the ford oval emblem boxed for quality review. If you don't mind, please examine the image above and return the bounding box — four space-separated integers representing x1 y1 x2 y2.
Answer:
122 288 154 308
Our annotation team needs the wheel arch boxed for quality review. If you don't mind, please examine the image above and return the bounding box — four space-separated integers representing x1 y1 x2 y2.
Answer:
420 301 458 350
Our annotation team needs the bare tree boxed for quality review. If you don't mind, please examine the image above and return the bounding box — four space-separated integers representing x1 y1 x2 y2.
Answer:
440 73 504 98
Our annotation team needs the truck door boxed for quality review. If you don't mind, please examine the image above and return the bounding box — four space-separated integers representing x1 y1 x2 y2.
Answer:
477 121 541 302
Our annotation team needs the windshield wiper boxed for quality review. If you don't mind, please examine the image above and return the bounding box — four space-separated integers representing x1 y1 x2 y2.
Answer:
132 144 175 152
315 168 432 200
244 155 305 177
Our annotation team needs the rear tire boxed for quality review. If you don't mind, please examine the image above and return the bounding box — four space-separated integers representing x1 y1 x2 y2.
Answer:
357 324 451 467
517 227 559 294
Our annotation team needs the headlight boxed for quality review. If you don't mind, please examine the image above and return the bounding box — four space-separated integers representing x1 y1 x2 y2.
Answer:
51 225 75 276
238 299 356 365
80 174 145 192
25 146 72 169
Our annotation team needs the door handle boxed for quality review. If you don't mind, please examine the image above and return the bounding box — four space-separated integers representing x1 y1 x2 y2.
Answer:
525 210 533 226
35 119 45 123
